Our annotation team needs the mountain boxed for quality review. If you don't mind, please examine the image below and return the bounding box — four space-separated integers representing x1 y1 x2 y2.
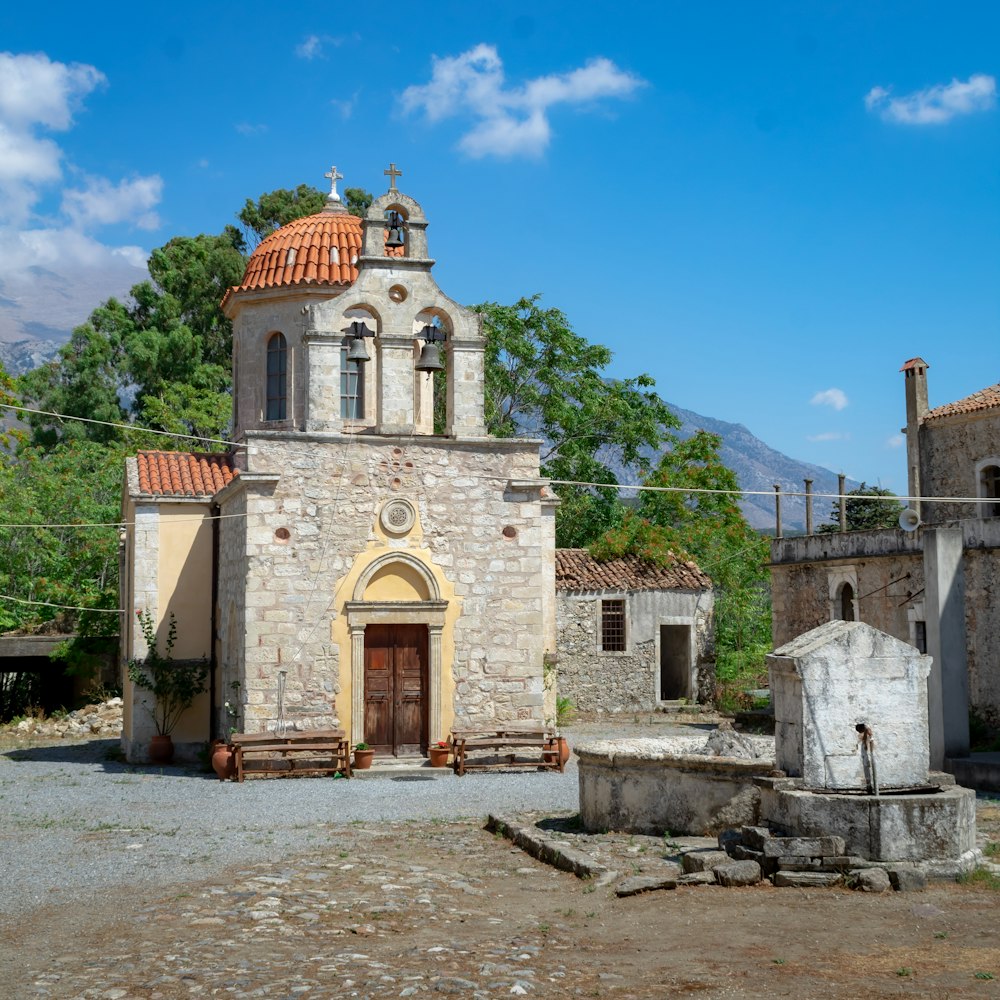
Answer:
666 404 857 533
0 338 61 376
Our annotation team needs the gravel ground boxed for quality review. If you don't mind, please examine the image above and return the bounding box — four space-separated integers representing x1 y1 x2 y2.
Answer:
0 714 715 917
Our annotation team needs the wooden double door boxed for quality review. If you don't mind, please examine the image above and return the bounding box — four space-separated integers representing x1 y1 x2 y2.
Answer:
363 624 428 755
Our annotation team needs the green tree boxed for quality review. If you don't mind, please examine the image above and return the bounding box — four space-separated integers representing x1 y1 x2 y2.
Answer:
475 295 677 546
591 430 772 689
344 187 373 218
238 184 327 248
817 482 905 533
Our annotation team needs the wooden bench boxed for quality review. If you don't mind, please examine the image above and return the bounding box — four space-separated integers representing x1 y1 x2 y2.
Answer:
231 729 352 782
450 727 565 776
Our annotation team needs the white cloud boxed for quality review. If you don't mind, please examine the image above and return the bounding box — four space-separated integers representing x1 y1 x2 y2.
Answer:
886 433 905 448
400 44 645 158
806 431 850 442
295 33 348 60
810 388 849 411
0 51 161 345
330 92 359 120
0 51 105 130
62 174 163 230
865 74 996 125
235 122 268 136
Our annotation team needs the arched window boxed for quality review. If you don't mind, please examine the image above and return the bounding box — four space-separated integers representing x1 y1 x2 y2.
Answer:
839 582 856 622
266 333 287 421
980 464 1000 518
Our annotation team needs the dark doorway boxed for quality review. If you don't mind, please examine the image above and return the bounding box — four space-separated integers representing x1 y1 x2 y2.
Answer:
659 625 690 701
364 624 428 755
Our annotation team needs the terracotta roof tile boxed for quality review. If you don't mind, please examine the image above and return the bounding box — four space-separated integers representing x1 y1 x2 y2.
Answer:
899 357 929 372
135 451 237 498
226 211 406 301
555 548 712 593
924 383 1000 423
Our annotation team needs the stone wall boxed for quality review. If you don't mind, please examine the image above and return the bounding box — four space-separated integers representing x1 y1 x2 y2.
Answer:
556 589 713 713
219 431 551 736
920 410 1000 525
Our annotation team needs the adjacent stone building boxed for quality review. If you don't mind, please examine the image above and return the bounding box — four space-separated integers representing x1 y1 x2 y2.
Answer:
120 167 558 762
554 548 714 713
770 359 1000 768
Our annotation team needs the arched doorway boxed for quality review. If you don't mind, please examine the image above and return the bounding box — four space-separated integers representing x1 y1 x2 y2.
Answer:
345 553 448 755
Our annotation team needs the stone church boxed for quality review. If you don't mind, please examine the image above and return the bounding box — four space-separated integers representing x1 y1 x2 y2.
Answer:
120 166 558 762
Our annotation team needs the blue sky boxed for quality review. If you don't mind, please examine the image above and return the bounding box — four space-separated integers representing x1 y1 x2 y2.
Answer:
0 1 997 495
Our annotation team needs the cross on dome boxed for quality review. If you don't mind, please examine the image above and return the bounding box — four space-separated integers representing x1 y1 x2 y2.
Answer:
324 165 343 202
384 162 402 191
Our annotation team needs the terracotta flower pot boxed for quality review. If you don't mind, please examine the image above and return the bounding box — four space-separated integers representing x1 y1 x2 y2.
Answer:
428 745 450 767
149 733 174 765
544 736 570 767
353 748 374 770
210 740 236 781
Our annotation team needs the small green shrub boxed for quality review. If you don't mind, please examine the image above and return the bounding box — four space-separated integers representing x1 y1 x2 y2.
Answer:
556 696 576 727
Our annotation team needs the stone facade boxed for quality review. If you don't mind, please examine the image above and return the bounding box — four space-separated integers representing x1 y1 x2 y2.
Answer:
554 551 714 713
770 360 1000 767
121 170 558 761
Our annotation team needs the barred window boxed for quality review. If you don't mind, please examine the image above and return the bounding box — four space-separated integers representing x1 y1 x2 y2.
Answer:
266 333 287 421
981 464 1000 518
601 599 626 652
340 344 364 419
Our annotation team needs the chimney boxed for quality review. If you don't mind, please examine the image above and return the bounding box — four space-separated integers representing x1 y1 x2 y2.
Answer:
900 357 929 516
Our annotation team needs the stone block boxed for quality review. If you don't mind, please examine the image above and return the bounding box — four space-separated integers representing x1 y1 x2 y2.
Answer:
772 871 843 888
888 868 927 892
849 867 891 893
741 826 773 850
761 836 845 858
775 857 820 871
717 829 743 851
682 850 730 873
676 871 717 886
713 860 762 887
615 875 678 897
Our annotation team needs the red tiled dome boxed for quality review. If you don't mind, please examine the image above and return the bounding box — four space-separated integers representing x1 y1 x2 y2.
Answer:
228 210 406 298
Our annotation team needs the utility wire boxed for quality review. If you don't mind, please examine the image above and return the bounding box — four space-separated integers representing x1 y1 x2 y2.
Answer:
0 593 123 613
0 402 242 450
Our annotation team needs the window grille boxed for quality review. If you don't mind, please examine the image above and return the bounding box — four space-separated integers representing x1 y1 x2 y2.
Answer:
981 465 1000 518
601 599 626 652
266 333 287 421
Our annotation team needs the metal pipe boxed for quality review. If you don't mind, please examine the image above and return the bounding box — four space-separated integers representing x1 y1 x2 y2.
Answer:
774 484 783 539
804 478 814 535
856 723 879 796
838 474 847 533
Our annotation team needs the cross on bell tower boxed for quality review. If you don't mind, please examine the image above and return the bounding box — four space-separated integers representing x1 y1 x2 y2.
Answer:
324 165 345 211
384 162 402 191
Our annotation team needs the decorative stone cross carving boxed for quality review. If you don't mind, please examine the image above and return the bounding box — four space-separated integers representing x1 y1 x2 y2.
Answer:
384 162 402 190
325 165 343 201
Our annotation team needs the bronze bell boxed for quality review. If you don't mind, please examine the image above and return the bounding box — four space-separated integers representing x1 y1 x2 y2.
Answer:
415 341 444 372
346 335 370 364
385 211 404 249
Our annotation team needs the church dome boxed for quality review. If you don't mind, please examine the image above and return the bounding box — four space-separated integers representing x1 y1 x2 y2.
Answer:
229 208 407 298
234 210 364 294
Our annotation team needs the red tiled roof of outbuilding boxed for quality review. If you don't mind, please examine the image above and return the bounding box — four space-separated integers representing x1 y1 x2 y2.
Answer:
923 383 1000 423
555 548 711 592
135 451 237 498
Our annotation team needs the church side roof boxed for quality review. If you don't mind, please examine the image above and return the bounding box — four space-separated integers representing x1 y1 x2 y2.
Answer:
132 451 237 498
924 383 1000 423
555 548 711 593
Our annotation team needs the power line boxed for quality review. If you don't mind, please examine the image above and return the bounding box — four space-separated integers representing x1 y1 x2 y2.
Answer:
0 593 122 614
0 402 242 450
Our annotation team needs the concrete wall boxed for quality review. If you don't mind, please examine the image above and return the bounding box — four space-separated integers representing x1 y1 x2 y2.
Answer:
121 499 213 762
556 589 713 713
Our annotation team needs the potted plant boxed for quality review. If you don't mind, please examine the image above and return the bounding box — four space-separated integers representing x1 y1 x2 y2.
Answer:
127 609 208 765
428 739 450 767
353 741 375 769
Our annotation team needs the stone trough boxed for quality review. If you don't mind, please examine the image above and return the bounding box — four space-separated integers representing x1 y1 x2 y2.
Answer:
577 621 979 877
576 730 775 837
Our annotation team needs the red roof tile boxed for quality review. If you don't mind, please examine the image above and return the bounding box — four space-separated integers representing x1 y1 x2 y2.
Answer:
924 383 1000 423
899 357 929 372
226 211 406 300
555 548 711 592
135 451 237 498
